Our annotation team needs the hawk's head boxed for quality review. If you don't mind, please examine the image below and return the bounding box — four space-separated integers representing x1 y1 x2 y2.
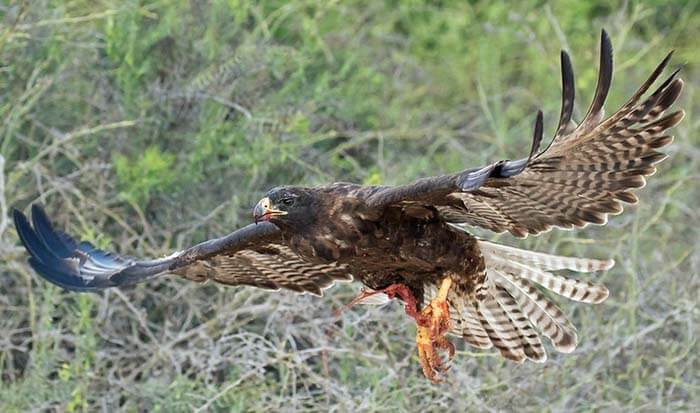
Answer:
253 186 318 229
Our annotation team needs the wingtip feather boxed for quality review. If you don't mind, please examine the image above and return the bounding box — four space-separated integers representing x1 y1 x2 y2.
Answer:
530 110 544 158
12 207 27 232
30 203 75 259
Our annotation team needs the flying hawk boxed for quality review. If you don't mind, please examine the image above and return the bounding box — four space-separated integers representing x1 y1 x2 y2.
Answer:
13 31 683 383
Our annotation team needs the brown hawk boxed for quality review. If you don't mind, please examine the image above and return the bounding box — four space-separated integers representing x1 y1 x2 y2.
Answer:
13 31 683 383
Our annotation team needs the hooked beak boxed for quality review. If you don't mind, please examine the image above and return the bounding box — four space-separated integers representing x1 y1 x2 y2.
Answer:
253 197 288 224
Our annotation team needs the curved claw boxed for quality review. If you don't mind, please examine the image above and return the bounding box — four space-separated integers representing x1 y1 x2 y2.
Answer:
416 316 455 383
415 277 454 384
417 325 446 383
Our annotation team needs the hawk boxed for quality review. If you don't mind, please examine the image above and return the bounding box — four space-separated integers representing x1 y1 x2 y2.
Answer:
13 31 683 383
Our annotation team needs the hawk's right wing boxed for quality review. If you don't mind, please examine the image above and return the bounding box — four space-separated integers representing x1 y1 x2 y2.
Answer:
13 205 350 295
365 31 683 237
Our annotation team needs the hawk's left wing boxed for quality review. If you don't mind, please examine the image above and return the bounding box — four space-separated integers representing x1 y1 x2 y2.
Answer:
365 31 683 237
13 205 350 295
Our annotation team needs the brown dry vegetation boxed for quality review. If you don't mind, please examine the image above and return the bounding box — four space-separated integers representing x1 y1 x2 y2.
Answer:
1 1 698 411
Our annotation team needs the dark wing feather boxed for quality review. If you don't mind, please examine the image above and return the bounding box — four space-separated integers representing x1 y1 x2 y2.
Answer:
365 30 683 237
175 244 351 296
576 30 614 135
13 205 350 295
554 50 576 139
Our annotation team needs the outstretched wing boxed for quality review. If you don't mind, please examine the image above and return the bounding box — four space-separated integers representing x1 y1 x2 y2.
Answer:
174 244 351 295
13 205 351 295
366 31 683 237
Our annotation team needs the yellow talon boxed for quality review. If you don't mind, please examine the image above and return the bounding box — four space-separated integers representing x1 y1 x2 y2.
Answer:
416 277 455 384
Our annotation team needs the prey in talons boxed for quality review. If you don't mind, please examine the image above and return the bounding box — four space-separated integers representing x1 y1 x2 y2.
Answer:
347 278 456 383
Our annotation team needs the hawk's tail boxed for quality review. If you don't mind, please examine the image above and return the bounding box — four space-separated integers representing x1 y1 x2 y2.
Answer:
429 240 613 363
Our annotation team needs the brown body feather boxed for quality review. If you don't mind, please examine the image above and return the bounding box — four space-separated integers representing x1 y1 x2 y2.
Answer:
279 183 487 304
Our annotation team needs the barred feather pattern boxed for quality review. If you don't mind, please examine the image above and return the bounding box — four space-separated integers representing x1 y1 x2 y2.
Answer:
476 284 529 361
440 33 683 237
486 255 610 304
478 240 614 272
174 244 352 296
428 240 610 360
492 283 546 362
451 297 493 349
427 282 490 349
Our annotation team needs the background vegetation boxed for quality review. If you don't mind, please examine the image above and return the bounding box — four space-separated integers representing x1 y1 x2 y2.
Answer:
1 0 698 411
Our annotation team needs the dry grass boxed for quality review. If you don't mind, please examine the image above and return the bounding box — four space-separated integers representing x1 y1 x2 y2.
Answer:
1 1 698 411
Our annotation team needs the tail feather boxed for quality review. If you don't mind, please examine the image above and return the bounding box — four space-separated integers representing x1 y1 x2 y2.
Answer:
481 240 613 354
442 240 612 358
492 283 547 362
487 255 609 304
475 285 528 362
428 284 492 349
478 240 614 272
451 295 492 349
492 271 578 353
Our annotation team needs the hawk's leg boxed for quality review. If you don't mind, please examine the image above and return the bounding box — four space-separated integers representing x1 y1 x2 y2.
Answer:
342 280 455 383
340 283 430 324
415 276 455 384
378 283 430 324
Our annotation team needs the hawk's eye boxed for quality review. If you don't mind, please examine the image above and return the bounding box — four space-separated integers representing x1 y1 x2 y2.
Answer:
280 197 295 207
